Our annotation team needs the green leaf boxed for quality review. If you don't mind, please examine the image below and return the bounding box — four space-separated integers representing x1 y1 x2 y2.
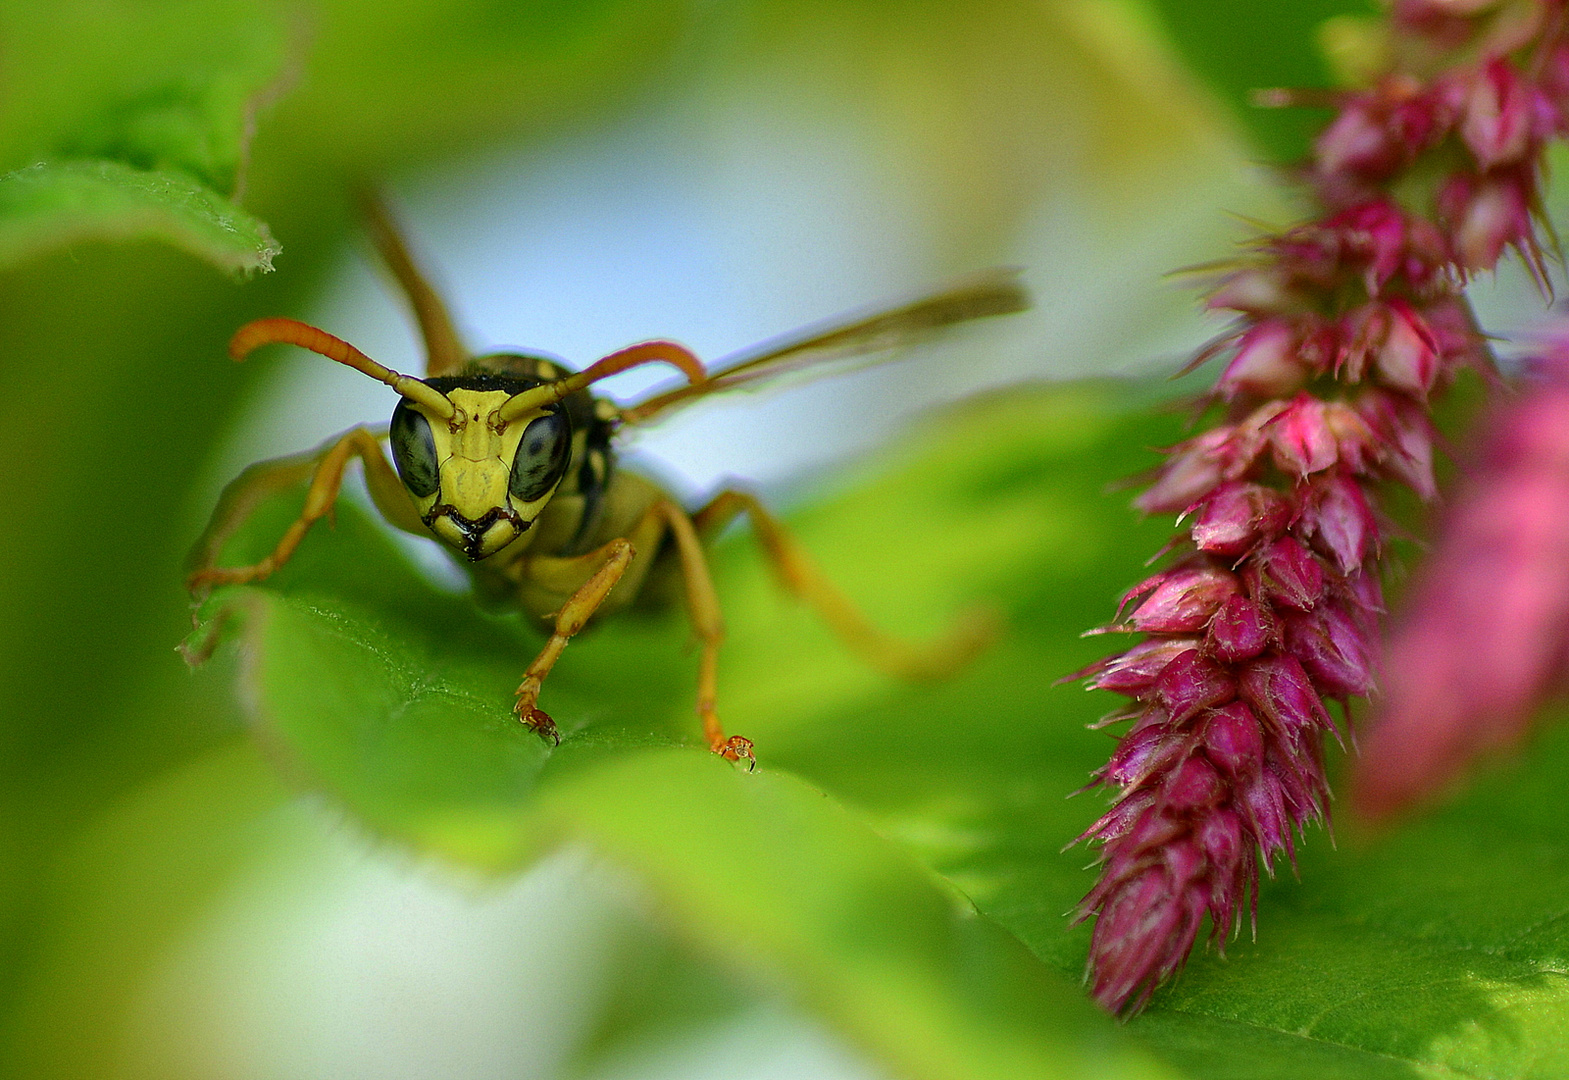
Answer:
0 0 289 190
0 161 278 274
541 751 1176 1080
0 1 289 271
1146 0 1377 162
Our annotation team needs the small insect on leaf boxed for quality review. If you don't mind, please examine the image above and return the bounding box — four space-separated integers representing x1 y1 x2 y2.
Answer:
186 191 1029 766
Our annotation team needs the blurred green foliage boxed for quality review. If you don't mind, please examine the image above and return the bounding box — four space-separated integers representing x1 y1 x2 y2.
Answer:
1150 0 1377 162
5 1 1568 1078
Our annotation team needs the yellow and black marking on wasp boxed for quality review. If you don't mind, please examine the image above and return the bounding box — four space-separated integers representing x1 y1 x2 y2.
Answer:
187 195 1029 767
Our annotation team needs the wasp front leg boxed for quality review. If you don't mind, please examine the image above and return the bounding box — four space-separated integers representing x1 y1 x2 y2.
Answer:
511 537 638 746
186 427 424 600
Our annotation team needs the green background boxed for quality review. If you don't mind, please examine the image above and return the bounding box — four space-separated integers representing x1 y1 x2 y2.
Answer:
3 2 1563 1078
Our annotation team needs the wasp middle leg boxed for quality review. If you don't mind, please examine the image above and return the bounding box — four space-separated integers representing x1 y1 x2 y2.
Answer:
691 489 995 681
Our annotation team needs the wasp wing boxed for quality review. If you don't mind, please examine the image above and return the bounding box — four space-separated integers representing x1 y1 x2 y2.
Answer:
619 267 1029 425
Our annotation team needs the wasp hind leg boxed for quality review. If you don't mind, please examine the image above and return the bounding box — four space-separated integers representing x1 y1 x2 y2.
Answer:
691 489 995 681
186 427 423 602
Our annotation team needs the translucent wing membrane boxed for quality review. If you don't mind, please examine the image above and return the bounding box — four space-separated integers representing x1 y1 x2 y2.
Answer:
620 267 1029 425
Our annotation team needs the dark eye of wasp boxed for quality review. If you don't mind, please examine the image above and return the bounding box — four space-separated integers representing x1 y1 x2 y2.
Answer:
389 399 440 498
509 410 571 503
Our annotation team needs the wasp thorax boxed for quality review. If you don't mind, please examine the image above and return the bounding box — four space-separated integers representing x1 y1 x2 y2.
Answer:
389 384 572 561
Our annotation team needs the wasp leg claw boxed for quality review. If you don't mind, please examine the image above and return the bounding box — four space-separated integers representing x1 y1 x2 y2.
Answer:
714 735 755 771
513 676 560 745
516 704 560 746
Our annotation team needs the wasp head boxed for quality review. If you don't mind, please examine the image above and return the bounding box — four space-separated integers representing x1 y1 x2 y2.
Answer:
388 376 571 561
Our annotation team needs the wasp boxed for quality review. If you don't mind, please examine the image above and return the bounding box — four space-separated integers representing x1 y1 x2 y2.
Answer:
187 197 1028 766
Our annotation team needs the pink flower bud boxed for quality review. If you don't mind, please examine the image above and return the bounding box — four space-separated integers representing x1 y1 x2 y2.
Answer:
1539 42 1569 133
1135 428 1232 515
1358 389 1438 498
1346 566 1385 625
1101 723 1187 788
1203 701 1266 778
1191 481 1292 555
1207 267 1295 315
1153 649 1237 724
1439 167 1538 273
1239 654 1333 741
1374 298 1441 395
1317 97 1402 177
1126 565 1240 633
1303 471 1378 574
1333 200 1419 295
1080 636 1203 696
1460 58 1534 168
1282 604 1376 698
1163 756 1227 811
1209 594 1275 662
1246 537 1326 611
1195 805 1247 880
1320 400 1380 473
1267 395 1340 476
1218 318 1307 399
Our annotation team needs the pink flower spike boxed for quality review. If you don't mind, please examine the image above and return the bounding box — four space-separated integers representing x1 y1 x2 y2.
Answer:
1070 0 1560 1017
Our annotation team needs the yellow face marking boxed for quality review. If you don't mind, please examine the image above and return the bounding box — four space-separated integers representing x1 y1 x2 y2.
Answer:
403 387 568 561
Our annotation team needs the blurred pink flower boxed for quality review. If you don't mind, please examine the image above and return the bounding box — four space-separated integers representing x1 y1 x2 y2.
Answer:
1355 348 1569 817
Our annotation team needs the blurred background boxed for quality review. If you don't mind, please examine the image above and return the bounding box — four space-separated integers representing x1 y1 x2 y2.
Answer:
0 1 1558 1078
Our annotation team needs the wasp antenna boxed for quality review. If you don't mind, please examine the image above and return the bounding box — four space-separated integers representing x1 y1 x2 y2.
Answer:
230 317 455 419
498 339 706 422
357 189 470 377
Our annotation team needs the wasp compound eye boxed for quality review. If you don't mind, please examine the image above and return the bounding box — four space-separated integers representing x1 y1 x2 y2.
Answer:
509 409 570 503
389 398 440 497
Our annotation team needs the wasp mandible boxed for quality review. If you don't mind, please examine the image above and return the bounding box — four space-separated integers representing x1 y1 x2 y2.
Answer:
187 196 1028 766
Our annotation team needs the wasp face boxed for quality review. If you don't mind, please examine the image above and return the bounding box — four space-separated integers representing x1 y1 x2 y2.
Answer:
389 385 571 560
